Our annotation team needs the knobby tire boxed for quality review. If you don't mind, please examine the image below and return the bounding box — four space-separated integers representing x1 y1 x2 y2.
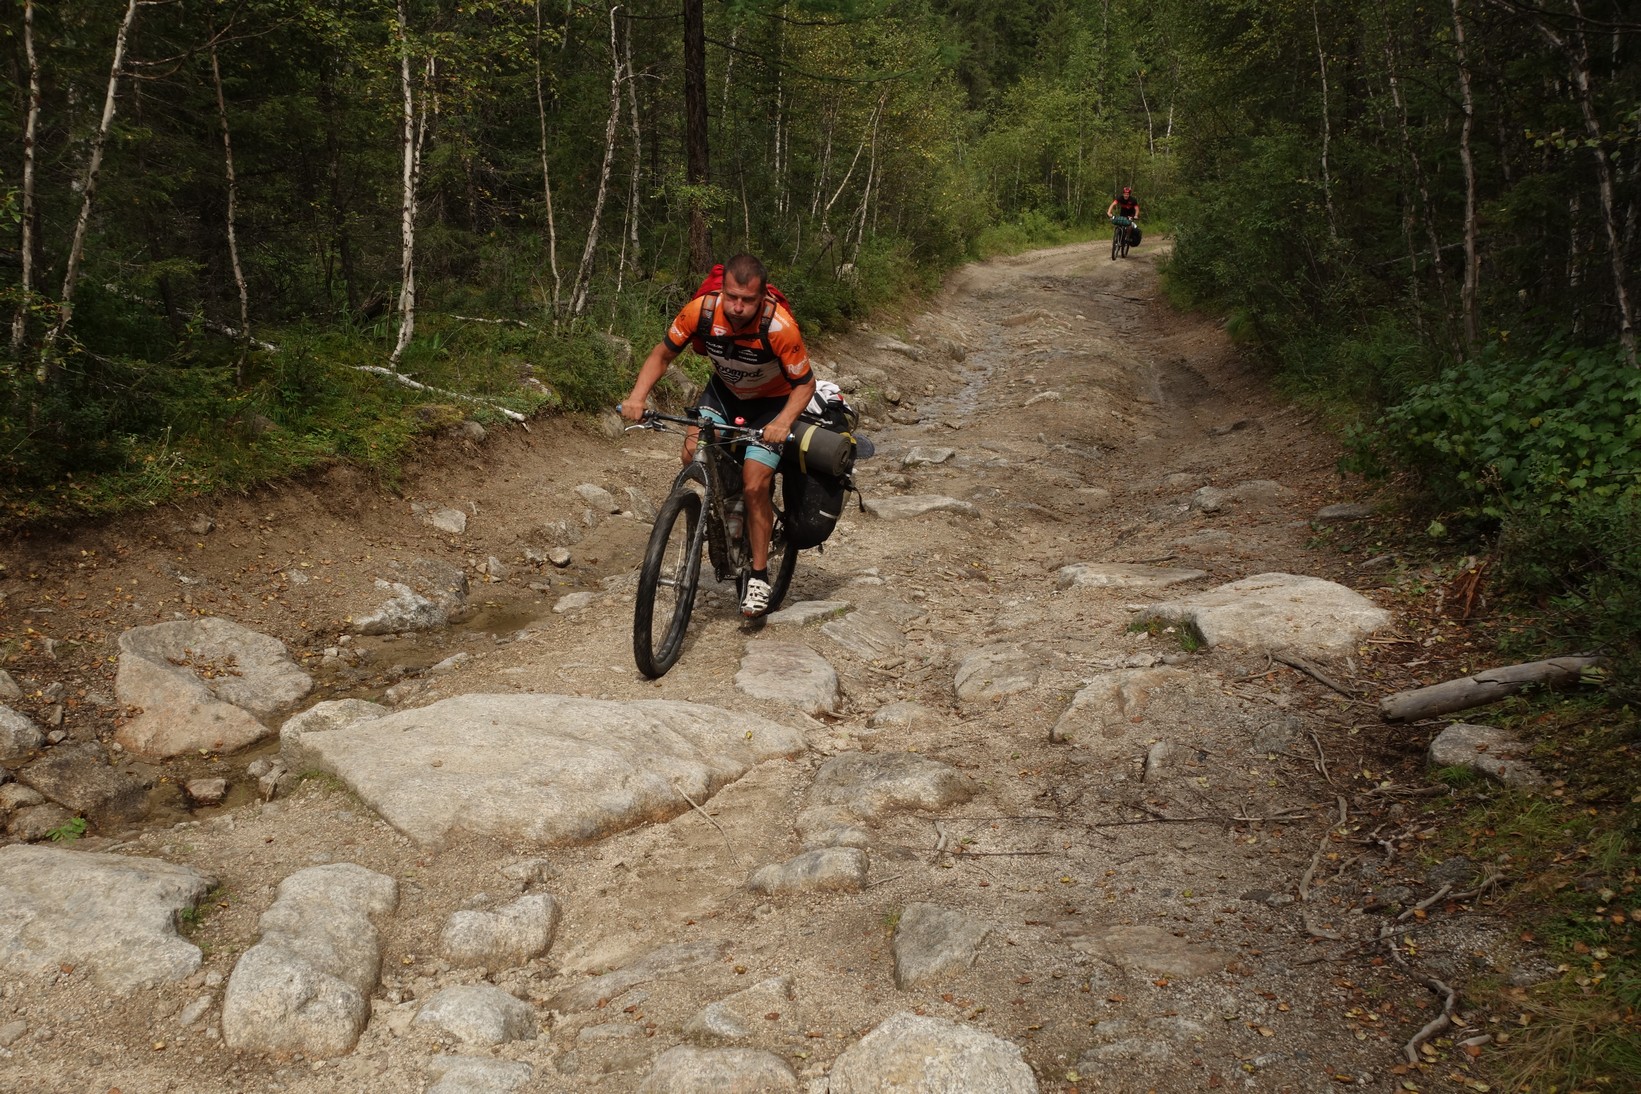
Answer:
763 474 799 612
633 480 704 678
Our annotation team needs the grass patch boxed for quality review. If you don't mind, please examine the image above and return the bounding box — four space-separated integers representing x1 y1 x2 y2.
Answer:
1127 616 1205 653
1416 698 1641 1090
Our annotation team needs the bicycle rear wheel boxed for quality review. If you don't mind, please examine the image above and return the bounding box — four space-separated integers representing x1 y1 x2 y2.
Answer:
634 480 705 677
764 474 799 613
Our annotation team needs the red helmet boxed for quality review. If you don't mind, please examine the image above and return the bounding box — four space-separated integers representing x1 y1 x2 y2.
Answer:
1122 186 1133 195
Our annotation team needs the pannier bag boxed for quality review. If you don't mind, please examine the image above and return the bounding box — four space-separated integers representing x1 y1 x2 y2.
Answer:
1129 225 1143 247
784 471 851 550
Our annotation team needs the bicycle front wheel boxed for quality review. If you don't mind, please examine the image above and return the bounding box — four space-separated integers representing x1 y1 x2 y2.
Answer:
634 482 705 678
1112 226 1121 261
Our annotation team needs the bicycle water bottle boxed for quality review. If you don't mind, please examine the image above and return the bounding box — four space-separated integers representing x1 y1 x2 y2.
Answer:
724 496 745 543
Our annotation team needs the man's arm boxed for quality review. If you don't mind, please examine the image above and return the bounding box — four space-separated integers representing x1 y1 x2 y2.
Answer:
621 341 679 421
1106 200 1118 218
762 377 816 448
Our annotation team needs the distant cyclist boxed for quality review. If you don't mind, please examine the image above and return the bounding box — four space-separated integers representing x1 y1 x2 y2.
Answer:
1106 186 1140 225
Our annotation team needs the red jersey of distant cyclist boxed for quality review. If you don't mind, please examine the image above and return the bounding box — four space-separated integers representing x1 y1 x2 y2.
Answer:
664 295 813 401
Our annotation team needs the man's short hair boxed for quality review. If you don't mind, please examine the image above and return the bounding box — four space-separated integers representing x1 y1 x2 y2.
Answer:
724 253 767 293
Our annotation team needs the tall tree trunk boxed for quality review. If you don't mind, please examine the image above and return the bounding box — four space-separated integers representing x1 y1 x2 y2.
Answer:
534 0 563 318
390 0 419 366
571 6 624 316
11 0 41 354
1384 28 1455 350
1311 0 1338 242
848 94 887 266
40 0 142 378
683 0 712 274
209 33 252 381
1522 0 1636 365
618 26 642 291
1450 0 1480 355
1136 71 1155 156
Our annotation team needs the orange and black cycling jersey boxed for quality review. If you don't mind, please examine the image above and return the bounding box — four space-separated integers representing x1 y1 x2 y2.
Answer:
664 295 812 401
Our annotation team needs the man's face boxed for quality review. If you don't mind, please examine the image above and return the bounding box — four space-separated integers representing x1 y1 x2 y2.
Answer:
721 274 764 331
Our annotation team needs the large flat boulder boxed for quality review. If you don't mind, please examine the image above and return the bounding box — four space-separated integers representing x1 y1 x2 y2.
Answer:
1140 572 1390 656
0 846 215 994
281 694 806 847
114 617 312 760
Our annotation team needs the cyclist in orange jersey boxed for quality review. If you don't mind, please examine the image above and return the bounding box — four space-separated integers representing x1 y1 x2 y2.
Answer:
620 253 815 617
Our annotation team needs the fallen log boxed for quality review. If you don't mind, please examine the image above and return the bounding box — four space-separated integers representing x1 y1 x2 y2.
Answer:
1378 656 1604 722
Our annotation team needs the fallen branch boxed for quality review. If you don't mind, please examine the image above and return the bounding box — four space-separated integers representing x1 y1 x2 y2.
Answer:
1299 796 1350 901
1309 731 1336 788
350 364 527 422
1273 650 1357 698
450 313 543 331
1378 656 1605 722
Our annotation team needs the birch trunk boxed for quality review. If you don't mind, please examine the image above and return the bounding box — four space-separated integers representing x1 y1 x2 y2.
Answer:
570 6 624 316
848 95 887 266
1311 1 1338 241
617 26 641 294
41 0 142 376
11 0 41 354
1136 71 1154 156
534 0 562 317
1384 29 1452 344
209 34 252 380
390 0 418 366
1538 0 1635 366
1450 0 1480 355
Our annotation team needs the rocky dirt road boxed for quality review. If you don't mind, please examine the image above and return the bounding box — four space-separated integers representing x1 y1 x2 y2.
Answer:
0 242 1521 1093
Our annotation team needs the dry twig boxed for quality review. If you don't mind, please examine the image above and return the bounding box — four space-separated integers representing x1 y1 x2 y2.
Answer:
673 780 742 866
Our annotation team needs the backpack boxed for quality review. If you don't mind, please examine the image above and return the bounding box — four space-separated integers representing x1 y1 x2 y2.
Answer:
689 264 792 358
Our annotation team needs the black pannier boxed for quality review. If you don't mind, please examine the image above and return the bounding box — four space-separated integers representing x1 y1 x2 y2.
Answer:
1128 225 1143 247
783 470 850 550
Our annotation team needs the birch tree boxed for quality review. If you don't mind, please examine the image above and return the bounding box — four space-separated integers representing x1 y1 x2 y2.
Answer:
40 0 144 378
570 5 625 316
10 0 41 354
391 0 423 366
208 31 252 378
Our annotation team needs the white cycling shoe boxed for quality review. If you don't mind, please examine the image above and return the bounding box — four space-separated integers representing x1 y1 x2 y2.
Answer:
741 577 773 617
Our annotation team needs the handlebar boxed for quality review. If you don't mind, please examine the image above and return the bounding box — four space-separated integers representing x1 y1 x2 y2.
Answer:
619 407 782 445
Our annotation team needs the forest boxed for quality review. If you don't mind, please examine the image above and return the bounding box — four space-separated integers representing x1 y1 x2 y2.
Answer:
1 0 1637 670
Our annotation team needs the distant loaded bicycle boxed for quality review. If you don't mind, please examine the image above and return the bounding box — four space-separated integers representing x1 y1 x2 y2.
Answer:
1110 214 1138 260
625 408 800 678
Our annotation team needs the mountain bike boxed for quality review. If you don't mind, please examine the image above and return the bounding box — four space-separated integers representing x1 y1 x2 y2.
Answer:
625 408 798 678
1110 215 1135 260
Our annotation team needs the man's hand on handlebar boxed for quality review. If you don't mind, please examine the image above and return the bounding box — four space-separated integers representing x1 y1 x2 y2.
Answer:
619 395 648 422
762 418 795 448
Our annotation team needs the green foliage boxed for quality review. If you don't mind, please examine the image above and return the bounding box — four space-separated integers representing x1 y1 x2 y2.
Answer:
48 817 89 843
1369 341 1641 520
